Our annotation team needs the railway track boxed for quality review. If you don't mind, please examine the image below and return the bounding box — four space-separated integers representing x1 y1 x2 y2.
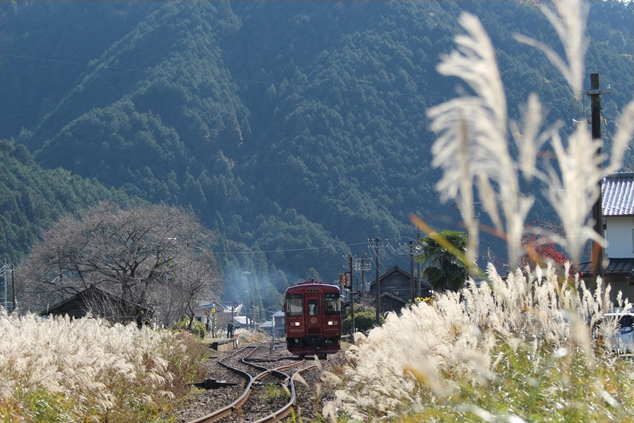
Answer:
189 342 319 422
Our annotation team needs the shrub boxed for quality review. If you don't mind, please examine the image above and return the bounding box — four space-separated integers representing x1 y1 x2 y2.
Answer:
237 329 270 344
264 383 290 404
343 310 385 334
163 330 210 394
175 318 206 339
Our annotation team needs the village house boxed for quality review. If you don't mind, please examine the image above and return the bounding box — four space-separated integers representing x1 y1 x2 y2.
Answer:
259 310 285 338
367 265 433 316
578 172 634 301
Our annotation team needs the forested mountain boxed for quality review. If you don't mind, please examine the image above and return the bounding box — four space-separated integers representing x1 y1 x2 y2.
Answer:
2 1 632 308
0 139 137 265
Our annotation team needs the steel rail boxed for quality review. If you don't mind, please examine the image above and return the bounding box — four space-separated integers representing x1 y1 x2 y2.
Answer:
189 344 259 423
254 364 319 423
189 344 304 423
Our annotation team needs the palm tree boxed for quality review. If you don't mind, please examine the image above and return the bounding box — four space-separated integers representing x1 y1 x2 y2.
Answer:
417 231 468 292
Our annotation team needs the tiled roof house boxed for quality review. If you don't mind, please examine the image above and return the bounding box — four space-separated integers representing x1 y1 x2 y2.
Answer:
367 265 433 316
578 172 634 300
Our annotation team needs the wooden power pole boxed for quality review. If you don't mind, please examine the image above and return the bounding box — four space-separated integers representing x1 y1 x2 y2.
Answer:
587 73 610 282
416 229 421 297
375 238 380 325
349 255 355 343
409 241 415 302
361 252 366 299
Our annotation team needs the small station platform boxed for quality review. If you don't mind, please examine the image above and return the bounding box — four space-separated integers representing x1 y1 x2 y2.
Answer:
209 336 239 352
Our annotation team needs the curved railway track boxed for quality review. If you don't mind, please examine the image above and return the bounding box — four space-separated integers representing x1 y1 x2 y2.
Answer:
189 342 319 422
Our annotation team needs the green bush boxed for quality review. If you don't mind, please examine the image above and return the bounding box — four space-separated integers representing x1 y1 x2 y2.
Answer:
343 310 385 334
175 318 206 339
164 330 210 389
264 383 290 404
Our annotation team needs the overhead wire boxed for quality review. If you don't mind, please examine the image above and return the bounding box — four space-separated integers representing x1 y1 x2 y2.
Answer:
212 241 368 255
2 52 452 102
3 53 151 73
585 24 621 169
9 6 624 273
383 239 402 267
516 8 615 201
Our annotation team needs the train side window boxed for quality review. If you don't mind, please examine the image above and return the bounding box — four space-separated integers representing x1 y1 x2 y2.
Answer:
308 299 319 316
286 294 303 317
324 293 340 315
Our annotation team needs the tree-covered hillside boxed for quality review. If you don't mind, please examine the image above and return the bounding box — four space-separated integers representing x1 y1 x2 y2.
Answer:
0 139 137 265
1 1 162 140
1 1 632 305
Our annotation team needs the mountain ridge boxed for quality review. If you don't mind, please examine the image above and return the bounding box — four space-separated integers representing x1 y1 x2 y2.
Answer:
2 1 632 303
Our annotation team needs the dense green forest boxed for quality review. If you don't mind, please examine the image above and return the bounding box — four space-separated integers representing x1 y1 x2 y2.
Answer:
1 1 632 311
0 139 137 265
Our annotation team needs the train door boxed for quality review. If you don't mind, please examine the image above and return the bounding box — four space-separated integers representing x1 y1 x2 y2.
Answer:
306 292 321 335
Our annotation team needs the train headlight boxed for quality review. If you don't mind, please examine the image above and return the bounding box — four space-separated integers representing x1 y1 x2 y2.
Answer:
327 321 338 326
291 321 301 326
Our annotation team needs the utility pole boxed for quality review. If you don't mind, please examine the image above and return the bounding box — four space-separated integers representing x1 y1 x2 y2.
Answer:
587 73 610 282
271 315 276 352
375 238 380 325
416 229 421 298
349 255 355 343
1 261 7 311
361 252 366 299
353 253 370 299
11 265 16 313
246 293 250 330
409 241 415 303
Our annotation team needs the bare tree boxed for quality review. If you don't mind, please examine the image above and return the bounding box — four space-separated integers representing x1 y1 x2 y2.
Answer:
147 245 220 328
19 202 222 325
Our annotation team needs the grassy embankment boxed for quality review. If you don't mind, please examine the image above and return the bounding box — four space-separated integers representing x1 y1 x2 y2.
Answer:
0 312 209 422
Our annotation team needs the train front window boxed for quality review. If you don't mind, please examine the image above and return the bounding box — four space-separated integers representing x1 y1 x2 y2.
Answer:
308 299 319 316
324 293 340 315
286 294 303 317
620 315 633 330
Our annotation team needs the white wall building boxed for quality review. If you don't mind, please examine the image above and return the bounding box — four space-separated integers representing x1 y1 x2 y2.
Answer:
580 172 634 301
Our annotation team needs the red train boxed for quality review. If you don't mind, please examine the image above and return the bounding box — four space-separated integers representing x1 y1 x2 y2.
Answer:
283 280 342 359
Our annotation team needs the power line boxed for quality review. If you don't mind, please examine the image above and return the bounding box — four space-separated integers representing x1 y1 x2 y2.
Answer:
2 52 452 102
212 241 368 255
3 53 151 73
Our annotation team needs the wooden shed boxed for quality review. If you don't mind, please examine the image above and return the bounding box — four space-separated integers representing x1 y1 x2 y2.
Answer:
367 265 433 315
40 285 152 326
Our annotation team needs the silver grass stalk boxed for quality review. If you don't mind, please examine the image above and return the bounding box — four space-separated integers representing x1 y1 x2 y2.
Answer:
514 0 589 97
604 100 634 175
0 311 180 418
325 265 625 419
512 0 634 263
541 124 603 265
429 0 634 269
458 116 479 273
428 12 530 269
510 93 547 183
